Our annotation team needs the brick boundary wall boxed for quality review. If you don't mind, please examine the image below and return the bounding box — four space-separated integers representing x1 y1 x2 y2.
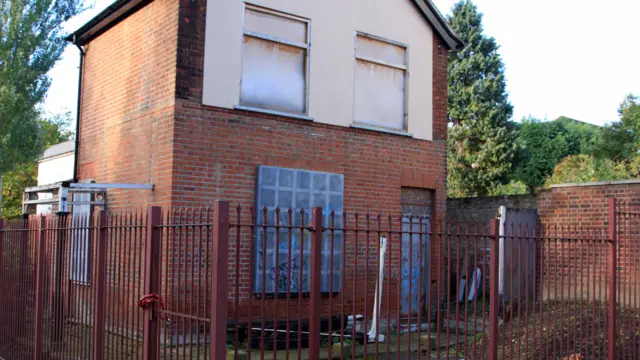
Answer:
447 195 538 224
538 181 640 300
446 182 640 303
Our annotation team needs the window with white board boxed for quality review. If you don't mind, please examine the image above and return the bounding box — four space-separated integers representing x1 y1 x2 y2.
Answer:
354 33 408 131
240 5 310 115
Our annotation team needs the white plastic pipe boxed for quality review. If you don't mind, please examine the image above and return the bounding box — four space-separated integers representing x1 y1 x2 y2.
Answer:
368 236 387 343
498 206 506 296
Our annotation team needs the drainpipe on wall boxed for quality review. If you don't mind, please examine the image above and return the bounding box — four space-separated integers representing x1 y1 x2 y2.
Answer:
72 39 85 183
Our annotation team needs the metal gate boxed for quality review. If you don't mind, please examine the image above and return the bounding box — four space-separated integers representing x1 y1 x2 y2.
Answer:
498 206 538 302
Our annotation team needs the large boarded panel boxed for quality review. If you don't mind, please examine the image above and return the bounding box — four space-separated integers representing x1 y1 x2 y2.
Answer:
501 208 538 303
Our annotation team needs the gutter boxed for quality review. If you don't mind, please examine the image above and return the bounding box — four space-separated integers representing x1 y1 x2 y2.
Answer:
65 0 152 46
412 0 463 51
72 40 85 182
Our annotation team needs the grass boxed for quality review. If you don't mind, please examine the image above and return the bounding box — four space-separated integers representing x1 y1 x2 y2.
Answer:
2 300 638 360
461 300 640 360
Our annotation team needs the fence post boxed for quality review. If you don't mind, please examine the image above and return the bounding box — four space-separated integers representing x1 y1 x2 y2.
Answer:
309 207 323 360
143 206 162 360
210 201 230 360
0 219 3 346
18 215 29 338
93 211 108 360
33 215 46 360
488 218 500 360
608 198 617 360
0 218 3 340
0 218 3 306
52 214 67 342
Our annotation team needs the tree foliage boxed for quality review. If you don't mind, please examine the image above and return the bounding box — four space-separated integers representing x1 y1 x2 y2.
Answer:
446 0 517 198
1 163 36 218
541 95 640 188
488 180 529 196
594 94 640 162
510 117 601 191
554 116 601 155
544 155 630 187
0 0 83 174
1 113 73 217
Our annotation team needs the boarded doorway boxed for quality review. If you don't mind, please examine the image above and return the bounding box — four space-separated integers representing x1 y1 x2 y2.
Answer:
499 206 538 303
400 188 433 317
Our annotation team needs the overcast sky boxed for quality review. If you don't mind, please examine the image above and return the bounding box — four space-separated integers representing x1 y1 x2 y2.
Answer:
44 0 640 126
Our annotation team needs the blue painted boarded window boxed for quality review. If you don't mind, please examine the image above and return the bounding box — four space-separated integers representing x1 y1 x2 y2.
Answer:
255 166 344 294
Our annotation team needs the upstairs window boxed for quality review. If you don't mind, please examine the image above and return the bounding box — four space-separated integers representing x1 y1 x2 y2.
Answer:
240 5 310 115
354 33 408 131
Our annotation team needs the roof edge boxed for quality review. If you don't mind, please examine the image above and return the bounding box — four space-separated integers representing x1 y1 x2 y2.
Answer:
66 0 153 46
39 151 75 162
412 0 463 51
68 0 462 50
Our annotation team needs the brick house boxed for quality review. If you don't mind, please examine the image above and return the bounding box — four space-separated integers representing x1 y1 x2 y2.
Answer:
67 0 460 328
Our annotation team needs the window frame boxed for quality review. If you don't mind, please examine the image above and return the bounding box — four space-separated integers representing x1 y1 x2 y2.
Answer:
352 31 410 132
239 3 312 116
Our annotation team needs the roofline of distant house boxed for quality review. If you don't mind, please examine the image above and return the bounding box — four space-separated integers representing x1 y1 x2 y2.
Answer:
39 151 75 163
66 0 462 50
554 116 603 128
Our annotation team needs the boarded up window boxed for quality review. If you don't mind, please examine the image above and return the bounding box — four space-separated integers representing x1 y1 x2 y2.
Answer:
240 6 309 114
354 34 407 130
255 166 344 294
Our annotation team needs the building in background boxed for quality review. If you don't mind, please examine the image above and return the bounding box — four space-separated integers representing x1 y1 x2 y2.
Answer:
36 140 75 214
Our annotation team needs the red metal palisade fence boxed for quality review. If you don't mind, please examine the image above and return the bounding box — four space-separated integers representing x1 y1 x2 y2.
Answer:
0 199 639 359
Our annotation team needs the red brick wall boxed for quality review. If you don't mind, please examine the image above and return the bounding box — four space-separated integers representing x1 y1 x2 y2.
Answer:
537 183 640 228
537 183 640 300
432 36 448 142
76 0 179 208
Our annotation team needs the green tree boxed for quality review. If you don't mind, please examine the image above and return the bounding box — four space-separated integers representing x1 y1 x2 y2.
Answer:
1 163 36 218
0 0 82 216
1 113 73 217
510 118 571 190
510 117 601 191
488 180 529 196
594 94 640 162
554 116 601 155
447 0 517 197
